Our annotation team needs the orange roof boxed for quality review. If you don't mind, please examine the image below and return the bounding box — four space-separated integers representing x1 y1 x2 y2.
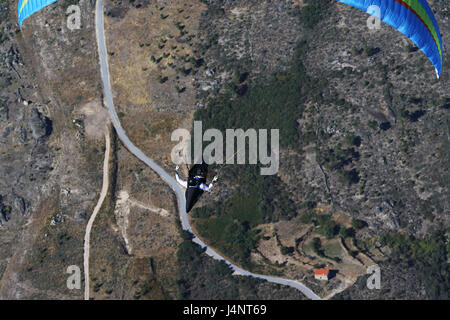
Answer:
314 268 329 276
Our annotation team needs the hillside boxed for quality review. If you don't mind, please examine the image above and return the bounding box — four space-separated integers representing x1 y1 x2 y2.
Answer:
0 0 448 300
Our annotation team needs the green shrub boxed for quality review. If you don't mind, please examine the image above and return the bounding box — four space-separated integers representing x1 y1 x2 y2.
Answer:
317 219 340 238
339 227 355 239
299 0 331 29
280 246 295 255
351 218 367 230
300 211 316 224
379 232 449 299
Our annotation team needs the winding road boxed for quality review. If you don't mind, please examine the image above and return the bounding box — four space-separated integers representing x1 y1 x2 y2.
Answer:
94 0 320 301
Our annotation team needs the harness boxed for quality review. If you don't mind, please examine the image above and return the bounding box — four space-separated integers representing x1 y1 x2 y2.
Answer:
188 176 205 188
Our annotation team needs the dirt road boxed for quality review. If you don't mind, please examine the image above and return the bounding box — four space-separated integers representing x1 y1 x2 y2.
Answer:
83 128 110 300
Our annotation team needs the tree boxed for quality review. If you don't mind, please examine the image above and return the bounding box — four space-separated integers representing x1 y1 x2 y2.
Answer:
280 246 295 255
339 227 355 239
318 220 340 238
351 218 367 230
345 134 362 147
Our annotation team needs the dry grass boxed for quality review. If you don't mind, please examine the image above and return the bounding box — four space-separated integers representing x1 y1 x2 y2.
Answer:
105 1 205 169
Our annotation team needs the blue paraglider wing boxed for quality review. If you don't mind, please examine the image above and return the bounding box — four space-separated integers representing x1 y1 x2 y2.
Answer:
18 0 59 26
337 0 443 78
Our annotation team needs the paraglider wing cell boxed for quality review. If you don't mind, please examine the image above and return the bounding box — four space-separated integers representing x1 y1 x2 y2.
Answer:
18 0 59 26
337 0 443 78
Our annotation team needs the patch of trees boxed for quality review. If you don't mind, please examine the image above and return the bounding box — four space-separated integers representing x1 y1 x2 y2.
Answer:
177 236 206 264
311 237 324 256
280 245 295 255
316 144 360 186
176 230 305 299
317 145 360 171
351 218 367 230
344 134 362 147
194 165 297 224
379 232 449 299
400 108 426 122
363 46 381 57
226 69 249 96
338 168 360 185
190 39 326 266
64 0 80 7
194 39 321 148
368 120 378 130
193 166 298 267
441 97 450 110
417 200 435 222
191 22 334 267
300 200 317 211
299 0 331 29
317 216 340 239
379 122 391 131
300 212 356 240
339 226 355 239
367 119 392 131
193 199 260 267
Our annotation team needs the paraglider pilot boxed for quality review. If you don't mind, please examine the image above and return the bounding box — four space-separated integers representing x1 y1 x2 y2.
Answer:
175 163 218 212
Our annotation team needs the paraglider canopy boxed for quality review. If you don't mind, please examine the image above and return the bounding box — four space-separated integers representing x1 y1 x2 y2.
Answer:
18 0 59 26
336 0 443 78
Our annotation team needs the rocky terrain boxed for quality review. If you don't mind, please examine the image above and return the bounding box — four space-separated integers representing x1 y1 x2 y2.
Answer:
0 0 448 300
0 0 104 299
188 0 449 298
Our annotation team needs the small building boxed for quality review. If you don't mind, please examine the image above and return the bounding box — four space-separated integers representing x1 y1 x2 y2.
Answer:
314 268 330 281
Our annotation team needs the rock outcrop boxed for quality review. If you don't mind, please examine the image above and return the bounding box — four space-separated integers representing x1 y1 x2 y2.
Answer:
28 108 51 140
